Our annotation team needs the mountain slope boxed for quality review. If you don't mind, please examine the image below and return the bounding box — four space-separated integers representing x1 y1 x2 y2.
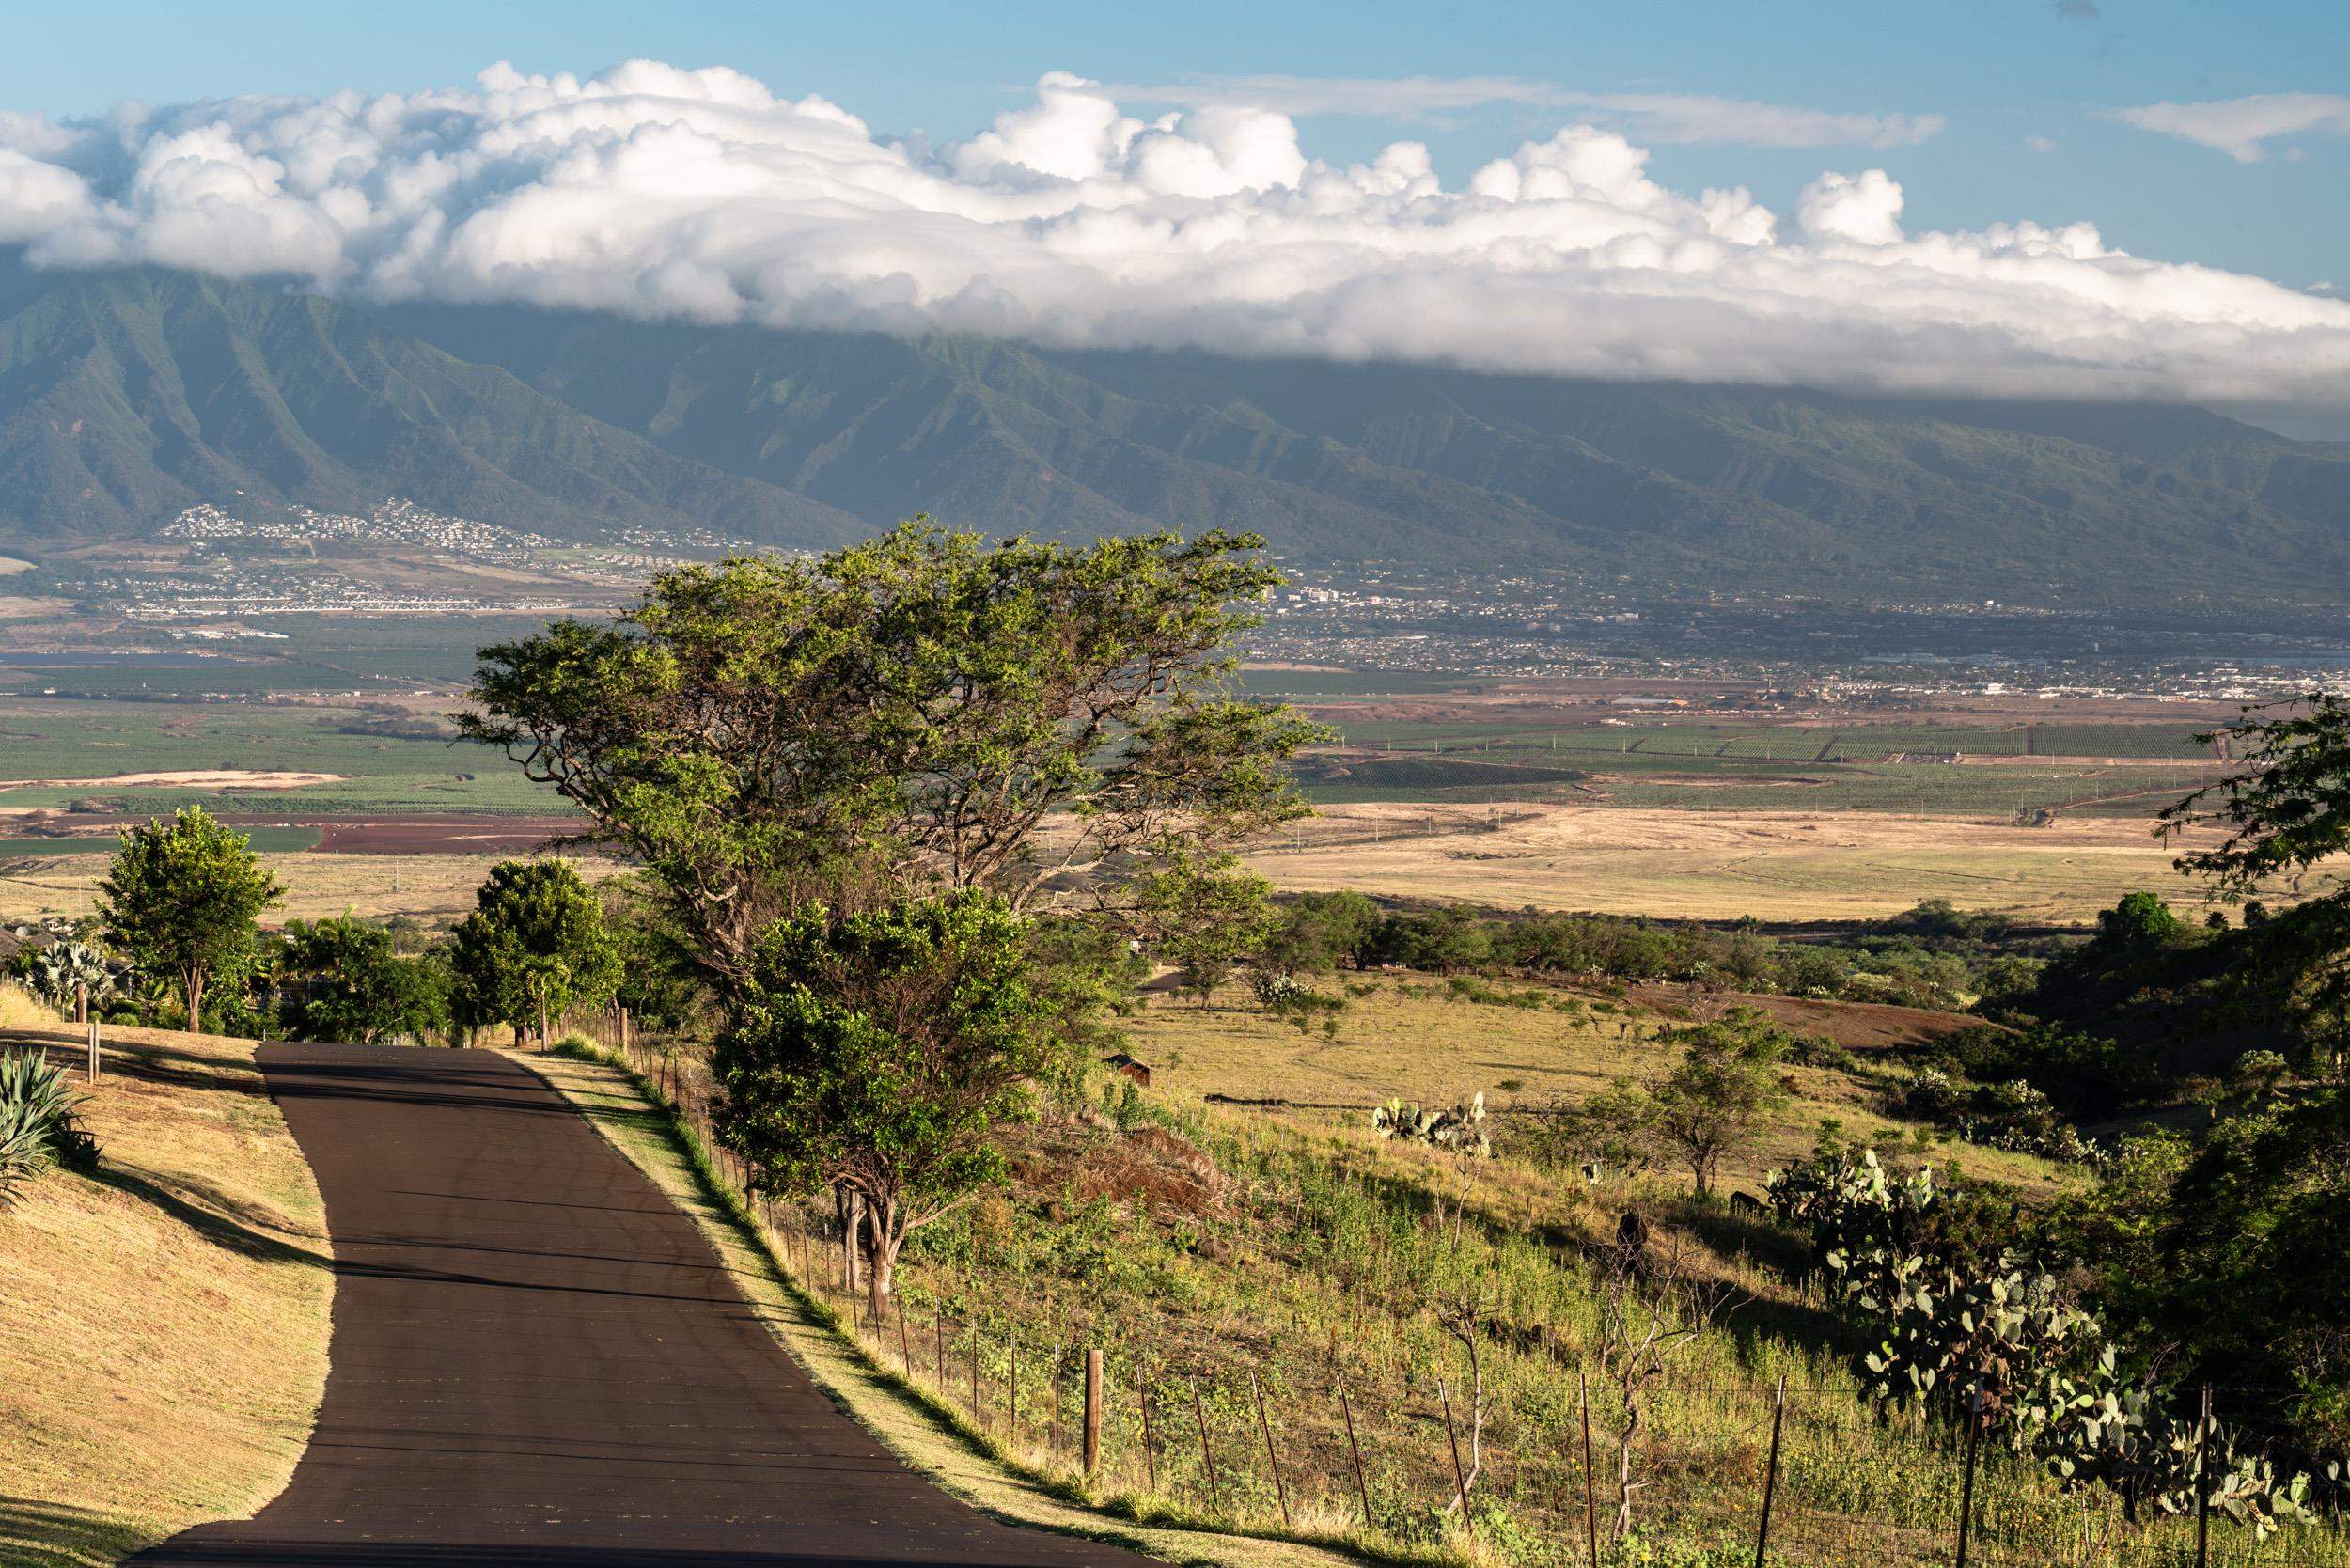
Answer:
2 257 2345 610
387 301 2350 605
0 260 863 548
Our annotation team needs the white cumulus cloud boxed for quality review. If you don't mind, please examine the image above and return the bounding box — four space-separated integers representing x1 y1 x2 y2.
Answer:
0 62 2344 409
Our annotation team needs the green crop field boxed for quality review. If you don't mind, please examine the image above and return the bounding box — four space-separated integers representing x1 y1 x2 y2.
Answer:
0 825 320 858
1293 712 2231 818
0 698 558 816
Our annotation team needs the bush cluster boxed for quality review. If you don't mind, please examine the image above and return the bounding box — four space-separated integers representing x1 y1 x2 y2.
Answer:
1262 892 2045 1011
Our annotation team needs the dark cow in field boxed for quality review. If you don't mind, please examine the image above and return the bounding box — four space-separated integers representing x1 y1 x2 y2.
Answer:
1614 1208 1650 1273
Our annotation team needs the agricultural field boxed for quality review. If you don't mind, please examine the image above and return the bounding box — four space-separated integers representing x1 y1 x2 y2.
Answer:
1243 802 2254 924
0 697 562 819
0 848 628 922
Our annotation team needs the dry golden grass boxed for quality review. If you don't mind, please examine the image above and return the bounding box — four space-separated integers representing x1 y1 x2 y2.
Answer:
1125 976 2071 1196
0 1024 331 1567
0 850 632 923
1245 802 2252 923
0 979 58 1028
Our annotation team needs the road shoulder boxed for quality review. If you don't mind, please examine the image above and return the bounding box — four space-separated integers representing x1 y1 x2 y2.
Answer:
514 1045 1371 1568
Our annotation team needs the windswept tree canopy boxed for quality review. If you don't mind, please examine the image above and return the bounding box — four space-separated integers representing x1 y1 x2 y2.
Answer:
462 522 1324 988
2160 693 2350 899
2161 693 2350 1034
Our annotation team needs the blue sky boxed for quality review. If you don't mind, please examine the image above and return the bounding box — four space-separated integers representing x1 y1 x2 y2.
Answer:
3 0 2342 286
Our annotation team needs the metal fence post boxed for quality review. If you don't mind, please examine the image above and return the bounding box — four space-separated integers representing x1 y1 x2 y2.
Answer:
1138 1357 1158 1491
1756 1375 1787 1568
1439 1377 1476 1544
1580 1370 1600 1566
1191 1376 1223 1514
1955 1384 1983 1568
1339 1378 1372 1529
1251 1372 1292 1529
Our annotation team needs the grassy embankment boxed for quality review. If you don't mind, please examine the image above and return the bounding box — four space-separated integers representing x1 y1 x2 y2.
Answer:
525 978 2329 1567
520 1040 1370 1568
0 1015 331 1567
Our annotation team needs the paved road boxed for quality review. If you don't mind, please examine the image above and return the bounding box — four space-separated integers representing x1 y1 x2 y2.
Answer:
131 1042 1154 1567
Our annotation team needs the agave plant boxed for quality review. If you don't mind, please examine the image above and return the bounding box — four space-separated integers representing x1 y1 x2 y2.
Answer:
0 1047 99 1209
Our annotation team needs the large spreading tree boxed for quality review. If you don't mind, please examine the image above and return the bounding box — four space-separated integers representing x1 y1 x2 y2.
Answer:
463 522 1321 1294
462 522 1323 992
98 807 282 1027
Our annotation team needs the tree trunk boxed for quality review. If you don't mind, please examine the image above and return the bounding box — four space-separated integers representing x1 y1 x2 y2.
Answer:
186 970 204 1031
866 1199 900 1320
538 997 550 1048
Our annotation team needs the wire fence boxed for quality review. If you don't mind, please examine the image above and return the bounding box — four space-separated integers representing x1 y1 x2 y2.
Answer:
571 1017 2349 1568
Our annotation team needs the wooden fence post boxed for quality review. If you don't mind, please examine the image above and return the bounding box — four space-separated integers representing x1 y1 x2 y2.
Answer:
1251 1372 1292 1529
1009 1333 1019 1436
2195 1383 2213 1568
1954 1385 1984 1568
897 1296 913 1378
1138 1358 1157 1491
1339 1378 1372 1529
1052 1347 1063 1463
970 1323 980 1422
86 1018 101 1083
1083 1347 1104 1474
1755 1375 1787 1568
1191 1376 1223 1514
842 1189 862 1300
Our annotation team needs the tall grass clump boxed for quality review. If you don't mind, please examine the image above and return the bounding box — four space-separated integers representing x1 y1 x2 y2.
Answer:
0 1046 100 1207
0 979 59 1029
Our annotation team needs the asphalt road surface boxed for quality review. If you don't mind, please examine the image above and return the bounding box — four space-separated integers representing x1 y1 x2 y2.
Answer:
130 1042 1156 1567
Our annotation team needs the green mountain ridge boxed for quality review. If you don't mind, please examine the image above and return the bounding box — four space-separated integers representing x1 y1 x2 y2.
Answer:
2 256 2345 610
0 260 863 548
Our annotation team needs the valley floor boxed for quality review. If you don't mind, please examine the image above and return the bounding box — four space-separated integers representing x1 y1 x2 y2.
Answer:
1245 802 2252 923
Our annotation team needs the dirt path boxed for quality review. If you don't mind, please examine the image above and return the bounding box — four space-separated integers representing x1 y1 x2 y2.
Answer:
127 1042 1154 1566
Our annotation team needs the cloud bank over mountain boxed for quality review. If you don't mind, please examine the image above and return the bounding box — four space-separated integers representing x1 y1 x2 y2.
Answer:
1 60 2345 408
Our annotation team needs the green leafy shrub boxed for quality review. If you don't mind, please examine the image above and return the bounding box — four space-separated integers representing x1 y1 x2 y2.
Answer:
1767 1147 2318 1539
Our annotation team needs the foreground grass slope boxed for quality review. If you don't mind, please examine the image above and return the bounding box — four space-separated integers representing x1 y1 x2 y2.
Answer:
520 1043 1365 1568
0 1023 331 1567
